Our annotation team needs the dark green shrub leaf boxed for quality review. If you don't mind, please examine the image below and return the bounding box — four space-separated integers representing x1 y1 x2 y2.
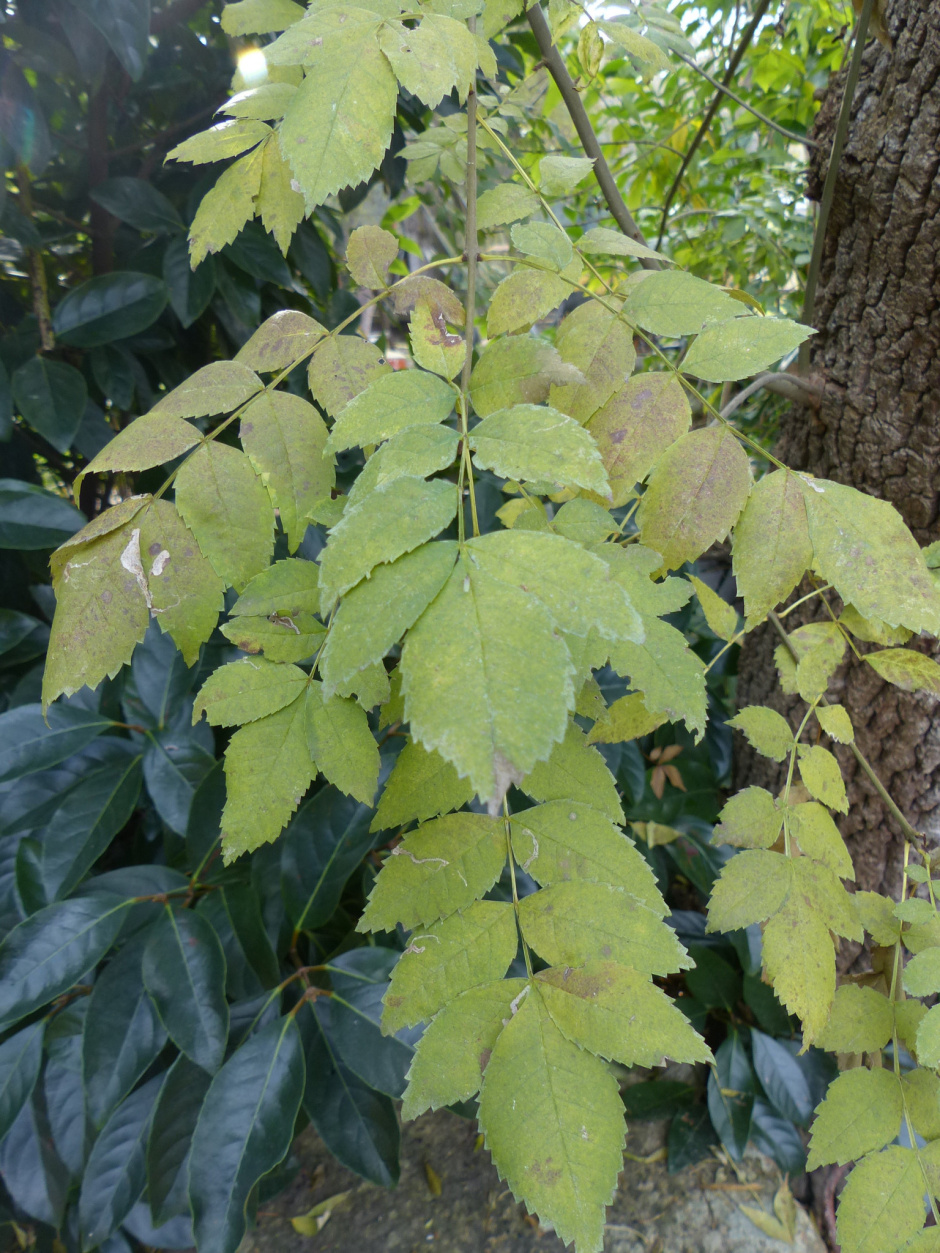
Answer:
142 908 229 1073
0 479 85 549
280 785 375 929
90 177 183 234
146 1055 213 1226
11 357 87 452
53 273 168 348
189 1016 304 1253
0 703 112 784
328 948 419 1098
0 1020 44 1142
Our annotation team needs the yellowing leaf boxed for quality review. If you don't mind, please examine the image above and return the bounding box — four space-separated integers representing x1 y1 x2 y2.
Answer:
510 801 665 914
401 978 526 1119
359 813 505 931
236 310 325 374
305 681 379 804
727 705 793 762
221 0 306 35
256 135 305 252
188 146 265 267
167 119 271 165
839 604 912 647
636 427 751 572
151 361 262 420
576 225 668 264
807 1068 903 1170
836 1148 927 1253
277 9 397 210
798 745 848 813
469 404 610 497
80 413 200 483
789 801 853 878
221 82 299 121
347 426 459 507
43 513 150 706
486 268 569 337
816 984 893 1053
381 900 517 1032
622 270 740 337
370 738 474 831
763 893 836 1043
816 703 854 743
549 301 636 427
587 373 691 508
587 691 665 745
511 222 573 271
346 224 398 288
240 391 334 552
521 721 623 824
465 530 643 642
321 542 457 696
799 476 940 637
713 786 782 850
537 961 710 1067
401 557 574 810
706 850 791 932
519 881 690 975
409 298 465 380
539 155 595 197
902 1069 940 1140
903 947 940 999
688 575 738 642
916 1004 940 1069
732 469 812 628
478 989 624 1253
318 476 456 611
221 692 313 861
326 370 455 452
138 499 225 664
681 316 813 383
469 337 583 418
193 656 308 726
174 442 275 591
866 648 940 695
307 334 390 418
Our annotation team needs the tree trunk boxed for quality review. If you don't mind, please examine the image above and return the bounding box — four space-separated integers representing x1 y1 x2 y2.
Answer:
735 0 940 898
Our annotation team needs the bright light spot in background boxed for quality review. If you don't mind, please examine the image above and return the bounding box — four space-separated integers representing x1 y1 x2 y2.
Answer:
237 47 268 86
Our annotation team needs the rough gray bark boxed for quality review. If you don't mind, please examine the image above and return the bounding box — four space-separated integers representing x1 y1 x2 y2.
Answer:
735 0 940 897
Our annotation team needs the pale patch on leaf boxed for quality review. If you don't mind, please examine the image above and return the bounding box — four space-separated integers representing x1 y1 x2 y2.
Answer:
138 499 224 664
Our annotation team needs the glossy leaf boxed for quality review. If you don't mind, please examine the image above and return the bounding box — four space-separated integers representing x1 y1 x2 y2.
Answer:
142 908 229 1072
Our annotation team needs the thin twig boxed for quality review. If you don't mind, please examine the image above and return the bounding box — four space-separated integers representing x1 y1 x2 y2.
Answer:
799 0 874 370
719 370 822 419
526 4 661 270
15 166 55 351
674 51 818 147
657 0 773 249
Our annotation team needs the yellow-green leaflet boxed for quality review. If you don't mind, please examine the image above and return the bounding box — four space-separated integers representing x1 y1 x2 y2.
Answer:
370 738 474 831
478 988 624 1253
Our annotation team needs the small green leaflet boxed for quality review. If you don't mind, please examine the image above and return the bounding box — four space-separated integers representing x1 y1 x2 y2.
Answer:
622 270 741 337
167 119 270 165
511 222 574 271
230 558 319 618
478 988 624 1253
307 335 390 417
727 706 793 763
487 268 569 337
370 738 474 831
359 813 505 931
607 616 707 740
221 692 313 861
587 373 691 508
221 0 305 37
865 647 940 695
732 469 813 628
240 391 334 552
476 184 539 231
345 224 398 288
188 146 265 266
816 984 893 1053
326 370 455 452
636 427 751 572
681 316 814 383
798 745 848 813
274 8 397 210
378 14 477 109
194 657 308 726
139 500 225 665
901 947 940 998
807 1068 903 1169
707 850 792 932
469 404 610 497
510 801 666 914
381 900 517 1032
317 476 457 611
576 224 669 263
401 978 526 1119
151 361 262 419
536 961 711 1068
469 337 583 417
518 881 691 974
816 703 855 743
321 542 457 695
688 575 738 642
538 155 594 196
586 691 665 745
347 425 459 506
305 681 380 804
713 787 782 850
400 556 574 810
221 613 324 663
836 1148 927 1253
79 413 200 484
175 443 275 591
789 801 854 878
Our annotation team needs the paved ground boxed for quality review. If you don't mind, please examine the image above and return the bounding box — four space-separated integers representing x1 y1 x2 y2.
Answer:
243 1109 826 1253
